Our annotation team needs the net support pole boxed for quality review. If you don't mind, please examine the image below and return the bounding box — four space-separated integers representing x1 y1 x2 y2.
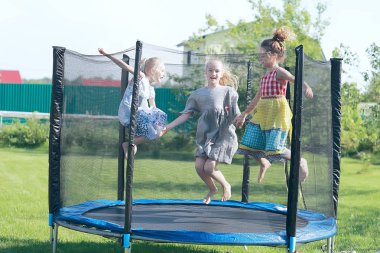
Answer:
286 45 304 253
241 60 253 203
49 46 66 251
284 66 292 189
330 58 342 218
328 57 342 253
118 54 130 201
124 40 143 250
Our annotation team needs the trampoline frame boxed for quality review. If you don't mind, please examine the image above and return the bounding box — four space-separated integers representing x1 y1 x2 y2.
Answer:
49 41 342 253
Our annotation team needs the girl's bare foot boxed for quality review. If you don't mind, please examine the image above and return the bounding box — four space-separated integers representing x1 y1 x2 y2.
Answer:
258 159 271 183
221 183 231 202
122 142 137 160
299 158 309 183
122 142 128 159
203 188 217 204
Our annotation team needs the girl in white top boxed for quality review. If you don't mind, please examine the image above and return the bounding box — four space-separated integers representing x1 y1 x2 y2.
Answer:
98 48 167 158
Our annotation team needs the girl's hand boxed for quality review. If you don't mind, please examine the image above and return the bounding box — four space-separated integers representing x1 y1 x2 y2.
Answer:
304 85 313 98
234 114 246 128
98 48 106 55
158 127 167 137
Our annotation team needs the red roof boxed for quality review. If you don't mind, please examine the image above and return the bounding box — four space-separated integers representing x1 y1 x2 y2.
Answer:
83 79 120 87
0 70 22 84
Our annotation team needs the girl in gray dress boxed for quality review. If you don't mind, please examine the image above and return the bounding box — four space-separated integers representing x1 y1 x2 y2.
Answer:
162 59 240 204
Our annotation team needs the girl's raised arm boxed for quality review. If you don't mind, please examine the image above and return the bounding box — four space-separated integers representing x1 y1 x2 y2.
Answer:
98 48 145 79
277 67 313 98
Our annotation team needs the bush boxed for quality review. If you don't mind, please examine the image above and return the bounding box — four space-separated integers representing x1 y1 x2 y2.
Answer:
137 130 195 158
61 119 119 156
0 117 49 147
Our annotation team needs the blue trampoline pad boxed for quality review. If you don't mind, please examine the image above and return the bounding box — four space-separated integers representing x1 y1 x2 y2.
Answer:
56 199 336 245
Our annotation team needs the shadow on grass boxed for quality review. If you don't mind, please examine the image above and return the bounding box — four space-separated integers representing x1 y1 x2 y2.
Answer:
0 237 221 253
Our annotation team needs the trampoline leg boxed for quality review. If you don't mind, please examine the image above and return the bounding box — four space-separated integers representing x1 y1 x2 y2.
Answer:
123 234 131 253
50 226 53 244
327 236 334 253
332 236 335 252
51 223 58 253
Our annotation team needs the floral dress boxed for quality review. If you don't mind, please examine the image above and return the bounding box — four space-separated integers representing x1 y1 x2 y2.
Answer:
181 85 240 164
118 77 167 140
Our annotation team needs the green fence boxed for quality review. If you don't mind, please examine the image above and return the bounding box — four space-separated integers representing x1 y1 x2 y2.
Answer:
0 84 52 113
0 83 184 123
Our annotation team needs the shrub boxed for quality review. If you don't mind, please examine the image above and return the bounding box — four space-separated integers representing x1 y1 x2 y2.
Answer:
0 117 49 147
61 119 119 156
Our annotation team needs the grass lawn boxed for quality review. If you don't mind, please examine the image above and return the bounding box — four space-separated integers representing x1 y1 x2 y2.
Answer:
0 145 379 253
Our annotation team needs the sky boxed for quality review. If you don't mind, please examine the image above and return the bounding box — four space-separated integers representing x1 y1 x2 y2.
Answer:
1 0 379 89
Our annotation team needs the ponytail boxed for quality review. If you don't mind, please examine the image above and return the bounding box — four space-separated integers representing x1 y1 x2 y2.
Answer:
220 69 239 91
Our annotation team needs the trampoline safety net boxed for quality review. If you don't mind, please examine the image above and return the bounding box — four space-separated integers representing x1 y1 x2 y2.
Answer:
50 42 336 246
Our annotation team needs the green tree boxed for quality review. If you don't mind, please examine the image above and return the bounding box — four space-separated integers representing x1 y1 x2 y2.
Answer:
360 104 380 154
339 82 366 156
184 0 328 61
332 43 360 79
363 43 380 102
181 0 330 107
229 0 328 61
332 43 380 156
330 40 380 157
359 43 380 155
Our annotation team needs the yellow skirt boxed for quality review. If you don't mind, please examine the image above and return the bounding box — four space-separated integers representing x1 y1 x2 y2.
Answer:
252 96 292 132
238 97 292 161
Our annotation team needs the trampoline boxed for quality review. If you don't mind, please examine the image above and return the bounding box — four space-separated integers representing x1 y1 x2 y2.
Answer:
49 41 342 253
56 199 335 245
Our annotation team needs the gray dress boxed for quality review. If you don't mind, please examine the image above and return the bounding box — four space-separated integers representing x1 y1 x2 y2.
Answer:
181 85 240 164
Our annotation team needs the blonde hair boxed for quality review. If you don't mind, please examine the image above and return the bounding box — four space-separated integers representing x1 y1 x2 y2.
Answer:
206 59 239 90
139 57 164 77
261 26 295 61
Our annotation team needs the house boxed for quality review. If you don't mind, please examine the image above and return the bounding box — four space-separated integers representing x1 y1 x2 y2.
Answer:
175 30 240 81
177 27 326 62
358 102 377 119
0 70 22 84
177 30 237 56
